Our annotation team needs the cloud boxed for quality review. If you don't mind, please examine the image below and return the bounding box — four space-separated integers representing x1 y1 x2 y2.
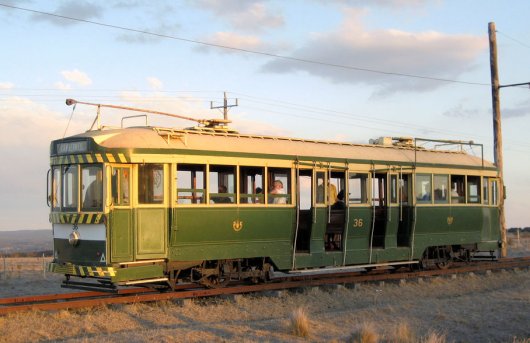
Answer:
262 8 487 95
31 1 103 26
116 23 180 44
313 0 436 8
195 32 278 54
61 69 92 86
503 99 530 119
443 103 482 118
147 77 163 90
0 97 90 147
54 81 72 90
0 97 93 230
444 99 530 120
193 0 284 32
0 82 14 89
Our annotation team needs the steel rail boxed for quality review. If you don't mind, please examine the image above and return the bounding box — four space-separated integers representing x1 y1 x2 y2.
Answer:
1 257 528 315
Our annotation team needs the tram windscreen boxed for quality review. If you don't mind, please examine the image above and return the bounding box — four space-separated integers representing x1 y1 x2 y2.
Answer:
82 165 103 211
62 165 78 211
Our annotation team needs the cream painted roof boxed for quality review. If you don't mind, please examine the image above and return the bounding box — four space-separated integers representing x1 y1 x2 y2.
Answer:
72 127 494 168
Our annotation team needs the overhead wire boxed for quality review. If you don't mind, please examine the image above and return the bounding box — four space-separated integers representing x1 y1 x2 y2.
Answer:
1 3 528 152
0 3 491 87
496 30 530 49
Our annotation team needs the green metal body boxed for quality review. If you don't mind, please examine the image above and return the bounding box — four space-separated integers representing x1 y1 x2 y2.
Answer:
47 131 501 284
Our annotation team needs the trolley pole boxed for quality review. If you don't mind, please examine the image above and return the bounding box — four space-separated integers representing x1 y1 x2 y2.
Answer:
488 22 507 257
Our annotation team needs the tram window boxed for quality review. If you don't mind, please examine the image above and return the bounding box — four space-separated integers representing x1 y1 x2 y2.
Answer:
138 164 164 204
51 167 61 211
372 174 387 207
434 175 449 204
315 171 326 204
390 175 398 204
329 171 344 205
467 176 481 204
349 173 368 204
111 167 130 206
299 169 312 210
177 164 205 204
483 177 489 204
399 175 411 205
240 167 264 204
62 165 78 211
415 174 432 204
82 165 103 211
268 167 291 204
209 165 235 204
491 179 499 205
451 175 465 204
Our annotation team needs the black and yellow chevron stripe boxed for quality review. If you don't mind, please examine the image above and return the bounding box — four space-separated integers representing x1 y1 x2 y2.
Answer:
51 152 129 165
49 212 105 224
48 262 116 277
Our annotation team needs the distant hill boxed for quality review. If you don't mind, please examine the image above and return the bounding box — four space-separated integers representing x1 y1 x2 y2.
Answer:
0 230 53 256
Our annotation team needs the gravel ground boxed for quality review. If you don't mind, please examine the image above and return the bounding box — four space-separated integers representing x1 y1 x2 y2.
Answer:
1 236 528 343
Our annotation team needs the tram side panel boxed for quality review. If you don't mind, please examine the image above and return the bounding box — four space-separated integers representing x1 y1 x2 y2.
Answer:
412 206 499 258
168 207 295 269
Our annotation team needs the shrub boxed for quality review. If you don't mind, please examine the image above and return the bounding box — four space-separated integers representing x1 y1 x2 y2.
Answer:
290 307 310 338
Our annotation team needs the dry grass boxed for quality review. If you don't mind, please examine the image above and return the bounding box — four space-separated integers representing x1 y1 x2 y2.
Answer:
508 232 530 257
0 255 529 342
290 307 310 338
393 322 416 343
347 322 446 343
421 332 447 343
0 257 51 280
348 322 380 343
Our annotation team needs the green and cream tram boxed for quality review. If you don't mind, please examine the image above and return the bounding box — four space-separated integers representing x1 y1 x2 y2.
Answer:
47 100 502 290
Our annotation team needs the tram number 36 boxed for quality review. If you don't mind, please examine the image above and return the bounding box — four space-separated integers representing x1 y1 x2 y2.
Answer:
352 218 364 228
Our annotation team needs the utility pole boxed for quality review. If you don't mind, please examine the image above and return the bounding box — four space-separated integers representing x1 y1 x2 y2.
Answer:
488 22 507 257
211 92 238 121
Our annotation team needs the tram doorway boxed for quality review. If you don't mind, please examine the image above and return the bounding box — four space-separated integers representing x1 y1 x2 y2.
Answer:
109 165 133 262
324 171 346 252
295 169 312 252
135 164 168 259
396 174 413 247
371 173 387 248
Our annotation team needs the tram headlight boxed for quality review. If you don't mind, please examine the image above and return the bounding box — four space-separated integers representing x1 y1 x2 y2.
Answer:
69 230 80 246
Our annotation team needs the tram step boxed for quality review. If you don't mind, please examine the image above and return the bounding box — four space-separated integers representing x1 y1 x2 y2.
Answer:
61 279 118 293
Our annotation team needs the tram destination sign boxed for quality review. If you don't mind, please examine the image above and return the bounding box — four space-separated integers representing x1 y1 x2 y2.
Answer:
56 140 88 155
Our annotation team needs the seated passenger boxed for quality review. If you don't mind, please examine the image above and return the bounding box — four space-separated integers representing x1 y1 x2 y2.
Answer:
211 185 232 203
332 190 346 209
269 180 286 204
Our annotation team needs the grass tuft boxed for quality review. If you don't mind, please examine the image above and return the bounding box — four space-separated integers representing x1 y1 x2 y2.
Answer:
421 331 446 343
511 338 530 343
393 322 416 343
290 307 310 338
349 322 379 343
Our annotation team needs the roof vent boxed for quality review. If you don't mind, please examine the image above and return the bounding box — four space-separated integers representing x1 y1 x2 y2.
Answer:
393 137 414 146
370 137 415 147
369 137 393 146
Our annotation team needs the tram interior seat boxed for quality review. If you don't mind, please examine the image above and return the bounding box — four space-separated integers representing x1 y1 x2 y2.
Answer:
325 209 345 251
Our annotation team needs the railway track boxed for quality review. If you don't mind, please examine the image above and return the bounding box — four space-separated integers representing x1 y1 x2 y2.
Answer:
1 256 528 315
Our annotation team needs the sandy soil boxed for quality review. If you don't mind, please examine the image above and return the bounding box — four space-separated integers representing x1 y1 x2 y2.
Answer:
0 236 528 342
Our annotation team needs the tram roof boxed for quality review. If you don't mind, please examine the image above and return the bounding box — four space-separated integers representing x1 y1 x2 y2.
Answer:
64 126 494 169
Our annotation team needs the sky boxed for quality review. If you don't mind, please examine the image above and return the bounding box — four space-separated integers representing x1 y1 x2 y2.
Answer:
0 0 529 231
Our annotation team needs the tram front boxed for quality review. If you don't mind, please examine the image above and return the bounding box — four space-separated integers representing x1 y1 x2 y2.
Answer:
46 137 114 289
